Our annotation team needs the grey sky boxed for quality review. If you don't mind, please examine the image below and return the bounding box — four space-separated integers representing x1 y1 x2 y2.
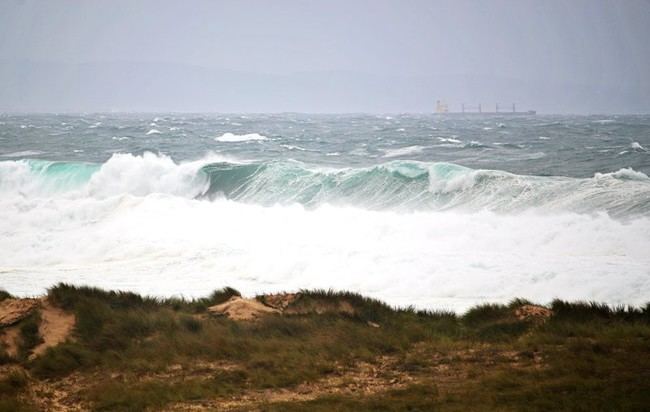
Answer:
1 0 649 113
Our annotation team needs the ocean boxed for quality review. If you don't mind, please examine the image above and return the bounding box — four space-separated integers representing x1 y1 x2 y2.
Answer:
1 113 649 311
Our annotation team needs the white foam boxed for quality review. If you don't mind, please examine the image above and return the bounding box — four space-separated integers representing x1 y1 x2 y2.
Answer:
630 142 647 152
1 193 649 312
595 168 649 181
215 132 267 142
437 137 462 144
383 145 425 158
146 129 162 135
85 153 210 198
0 150 45 158
281 144 309 152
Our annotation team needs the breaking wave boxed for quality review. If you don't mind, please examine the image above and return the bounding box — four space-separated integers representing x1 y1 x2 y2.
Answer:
2 152 650 311
2 152 650 217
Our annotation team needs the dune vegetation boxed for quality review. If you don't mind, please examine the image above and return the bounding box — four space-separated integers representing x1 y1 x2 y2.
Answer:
1 284 649 411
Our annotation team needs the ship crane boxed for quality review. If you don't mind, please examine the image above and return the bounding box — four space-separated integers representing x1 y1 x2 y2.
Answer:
435 100 535 115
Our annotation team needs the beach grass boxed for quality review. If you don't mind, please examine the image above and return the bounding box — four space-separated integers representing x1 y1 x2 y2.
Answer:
1 283 649 411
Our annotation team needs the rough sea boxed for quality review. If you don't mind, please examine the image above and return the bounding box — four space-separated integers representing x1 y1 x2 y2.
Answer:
1 113 649 311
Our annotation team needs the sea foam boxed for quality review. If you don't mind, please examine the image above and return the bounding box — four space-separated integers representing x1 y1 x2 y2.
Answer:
1 193 649 312
215 132 268 142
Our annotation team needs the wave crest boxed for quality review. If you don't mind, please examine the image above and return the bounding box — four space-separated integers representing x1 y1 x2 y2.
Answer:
215 132 268 142
1 154 650 217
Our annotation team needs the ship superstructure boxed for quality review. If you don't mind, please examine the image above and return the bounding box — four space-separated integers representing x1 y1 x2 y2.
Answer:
436 101 535 115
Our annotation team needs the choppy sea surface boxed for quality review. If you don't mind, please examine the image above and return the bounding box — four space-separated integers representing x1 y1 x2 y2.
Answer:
1 113 649 311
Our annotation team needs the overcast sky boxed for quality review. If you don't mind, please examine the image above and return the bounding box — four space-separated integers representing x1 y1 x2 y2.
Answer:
1 0 649 113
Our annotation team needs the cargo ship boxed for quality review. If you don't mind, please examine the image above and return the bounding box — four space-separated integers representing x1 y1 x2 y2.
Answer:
435 101 536 115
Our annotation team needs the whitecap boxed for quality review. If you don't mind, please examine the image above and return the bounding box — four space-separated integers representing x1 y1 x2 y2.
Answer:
594 168 649 181
630 142 647 152
146 129 162 135
464 141 489 148
383 145 425 158
281 144 308 151
437 137 462 144
215 132 268 142
0 150 45 158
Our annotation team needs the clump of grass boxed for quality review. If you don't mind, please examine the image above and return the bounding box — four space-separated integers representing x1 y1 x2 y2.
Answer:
30 343 97 379
463 303 512 327
550 299 649 322
49 283 162 311
0 347 12 365
18 311 43 360
177 286 242 313
290 289 396 322
0 368 29 395
179 315 202 333
0 289 12 302
0 368 36 412
48 283 240 314
462 302 534 342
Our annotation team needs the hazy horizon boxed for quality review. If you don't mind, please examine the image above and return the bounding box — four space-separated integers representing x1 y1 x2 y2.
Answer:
2 0 650 114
